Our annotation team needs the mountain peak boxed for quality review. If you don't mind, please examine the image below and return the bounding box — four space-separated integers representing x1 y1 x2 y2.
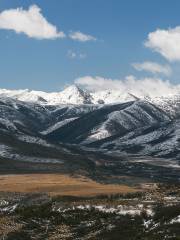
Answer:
60 85 92 104
62 84 83 94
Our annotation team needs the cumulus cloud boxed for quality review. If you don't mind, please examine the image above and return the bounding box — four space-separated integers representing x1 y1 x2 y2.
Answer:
0 5 65 39
132 61 172 76
69 31 96 42
145 26 180 61
75 75 180 97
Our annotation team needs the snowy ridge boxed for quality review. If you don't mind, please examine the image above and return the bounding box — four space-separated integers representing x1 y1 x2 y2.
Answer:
41 117 79 135
1 85 180 110
82 100 169 144
0 85 180 124
0 85 93 105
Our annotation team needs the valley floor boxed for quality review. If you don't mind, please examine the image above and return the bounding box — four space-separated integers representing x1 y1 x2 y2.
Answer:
0 174 137 196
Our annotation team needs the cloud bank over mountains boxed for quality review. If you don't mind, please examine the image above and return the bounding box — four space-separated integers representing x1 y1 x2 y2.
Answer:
75 75 180 97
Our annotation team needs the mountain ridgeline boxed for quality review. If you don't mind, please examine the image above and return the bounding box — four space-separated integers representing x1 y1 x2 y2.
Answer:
0 86 179 160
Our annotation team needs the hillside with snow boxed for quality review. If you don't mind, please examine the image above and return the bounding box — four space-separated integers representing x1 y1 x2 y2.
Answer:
0 85 180 166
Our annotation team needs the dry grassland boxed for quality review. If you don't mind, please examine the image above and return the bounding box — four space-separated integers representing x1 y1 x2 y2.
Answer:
0 174 138 196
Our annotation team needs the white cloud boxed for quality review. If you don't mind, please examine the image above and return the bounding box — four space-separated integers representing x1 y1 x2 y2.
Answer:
145 26 180 61
0 5 65 39
69 31 96 42
67 50 86 59
75 75 180 97
132 61 172 76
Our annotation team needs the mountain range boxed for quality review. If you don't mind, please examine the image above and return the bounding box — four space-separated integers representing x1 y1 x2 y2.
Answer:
0 84 164 105
0 85 179 182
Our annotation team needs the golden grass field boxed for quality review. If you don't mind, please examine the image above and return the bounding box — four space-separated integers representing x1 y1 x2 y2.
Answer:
0 174 138 196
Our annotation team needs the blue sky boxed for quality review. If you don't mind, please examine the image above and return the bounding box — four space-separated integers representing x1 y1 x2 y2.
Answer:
1 0 180 91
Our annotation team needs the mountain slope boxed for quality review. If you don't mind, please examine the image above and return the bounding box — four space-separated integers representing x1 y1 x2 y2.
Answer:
0 92 179 164
45 100 171 144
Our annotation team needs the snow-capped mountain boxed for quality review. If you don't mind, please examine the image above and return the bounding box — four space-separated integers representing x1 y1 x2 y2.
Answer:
1 85 180 112
0 85 180 165
0 85 148 105
0 85 93 105
150 94 180 118
91 90 138 104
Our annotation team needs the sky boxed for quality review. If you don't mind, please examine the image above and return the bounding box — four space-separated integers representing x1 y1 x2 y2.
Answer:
1 0 180 92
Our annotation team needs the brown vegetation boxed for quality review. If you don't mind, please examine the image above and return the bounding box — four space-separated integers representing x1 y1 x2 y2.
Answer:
0 174 138 196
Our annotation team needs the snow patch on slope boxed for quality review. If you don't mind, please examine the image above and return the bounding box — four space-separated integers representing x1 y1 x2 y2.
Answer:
41 117 78 135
